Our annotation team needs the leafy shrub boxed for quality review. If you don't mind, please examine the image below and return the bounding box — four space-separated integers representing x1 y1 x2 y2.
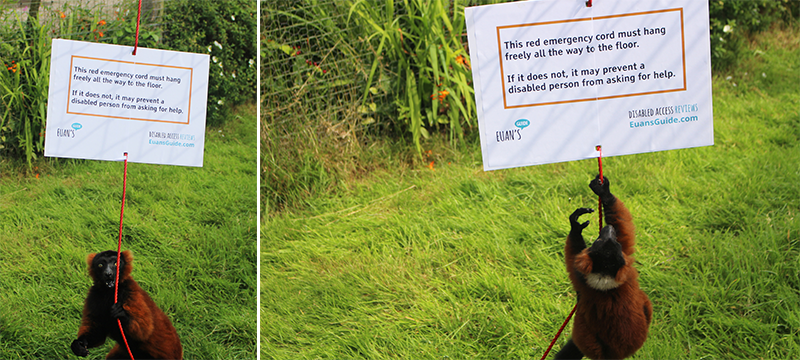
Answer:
103 6 161 48
50 0 256 125
709 0 798 70
163 0 256 126
0 0 255 165
0 2 165 166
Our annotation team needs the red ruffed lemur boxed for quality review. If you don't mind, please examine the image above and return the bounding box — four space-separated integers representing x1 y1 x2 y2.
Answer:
71 250 183 359
555 175 652 360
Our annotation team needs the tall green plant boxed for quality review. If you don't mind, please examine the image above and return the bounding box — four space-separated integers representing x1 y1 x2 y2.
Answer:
0 14 51 168
349 0 475 153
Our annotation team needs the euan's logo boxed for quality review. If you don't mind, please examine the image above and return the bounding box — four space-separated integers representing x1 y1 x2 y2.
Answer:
496 119 529 142
57 123 82 138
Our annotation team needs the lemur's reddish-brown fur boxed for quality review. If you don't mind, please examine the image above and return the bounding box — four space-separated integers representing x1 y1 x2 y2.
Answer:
72 250 182 359
557 176 652 360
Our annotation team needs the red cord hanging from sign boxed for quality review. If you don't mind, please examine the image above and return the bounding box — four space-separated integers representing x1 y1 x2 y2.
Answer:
132 0 143 55
597 145 604 232
540 145 605 360
540 303 578 360
113 153 135 359
116 0 142 355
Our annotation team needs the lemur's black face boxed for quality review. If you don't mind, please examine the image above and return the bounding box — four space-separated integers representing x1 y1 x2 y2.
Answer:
92 251 125 288
588 225 626 276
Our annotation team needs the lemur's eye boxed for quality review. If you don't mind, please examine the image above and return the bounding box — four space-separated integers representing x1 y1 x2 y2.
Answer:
98 264 104 268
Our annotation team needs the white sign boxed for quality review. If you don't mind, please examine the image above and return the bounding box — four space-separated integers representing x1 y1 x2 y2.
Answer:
45 39 210 167
465 0 713 171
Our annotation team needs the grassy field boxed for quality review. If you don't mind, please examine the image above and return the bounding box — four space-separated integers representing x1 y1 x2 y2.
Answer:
262 24 799 359
0 106 257 358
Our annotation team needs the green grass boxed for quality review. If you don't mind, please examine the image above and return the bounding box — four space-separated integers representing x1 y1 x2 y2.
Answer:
0 105 257 358
262 24 799 359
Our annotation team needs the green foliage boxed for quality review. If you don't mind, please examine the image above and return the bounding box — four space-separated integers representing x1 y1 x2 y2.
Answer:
0 2 160 168
51 4 109 42
163 0 256 126
103 6 161 48
263 0 481 214
0 0 254 164
0 12 51 168
348 0 475 153
19 3 163 49
709 0 798 70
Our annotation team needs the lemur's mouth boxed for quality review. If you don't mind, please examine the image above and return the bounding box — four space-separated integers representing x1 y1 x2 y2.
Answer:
104 275 116 288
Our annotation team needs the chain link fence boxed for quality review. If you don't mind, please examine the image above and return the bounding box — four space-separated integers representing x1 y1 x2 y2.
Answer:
260 0 499 212
261 0 374 138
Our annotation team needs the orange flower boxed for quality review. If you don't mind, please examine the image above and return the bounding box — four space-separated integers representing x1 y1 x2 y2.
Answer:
98 20 106 25
98 31 104 37
455 55 471 69
60 12 65 18
428 161 435 170
437 90 449 102
431 90 449 102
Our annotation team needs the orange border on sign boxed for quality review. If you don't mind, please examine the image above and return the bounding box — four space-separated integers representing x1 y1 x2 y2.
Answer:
66 55 194 124
496 8 686 109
